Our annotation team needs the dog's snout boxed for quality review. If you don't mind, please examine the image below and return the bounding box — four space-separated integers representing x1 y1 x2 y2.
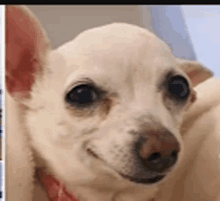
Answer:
136 131 180 173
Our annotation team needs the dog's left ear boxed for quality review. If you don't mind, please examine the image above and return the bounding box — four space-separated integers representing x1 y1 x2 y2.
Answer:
177 59 213 87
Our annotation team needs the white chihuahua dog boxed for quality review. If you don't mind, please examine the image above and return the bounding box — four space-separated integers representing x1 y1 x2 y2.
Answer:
6 5 219 201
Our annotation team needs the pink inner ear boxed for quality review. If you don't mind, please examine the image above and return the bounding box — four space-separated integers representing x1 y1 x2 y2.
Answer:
6 6 47 95
187 70 199 85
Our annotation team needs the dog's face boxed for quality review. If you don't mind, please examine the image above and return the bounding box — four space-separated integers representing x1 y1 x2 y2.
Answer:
6 6 213 195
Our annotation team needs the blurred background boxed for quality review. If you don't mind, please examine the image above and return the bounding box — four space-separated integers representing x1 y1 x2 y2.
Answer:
183 5 220 77
25 5 220 77
1 5 220 200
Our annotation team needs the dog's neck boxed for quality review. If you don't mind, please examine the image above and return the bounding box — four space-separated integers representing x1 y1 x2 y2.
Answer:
35 168 157 201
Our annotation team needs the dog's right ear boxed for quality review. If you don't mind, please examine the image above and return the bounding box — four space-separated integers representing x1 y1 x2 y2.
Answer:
177 58 213 88
6 6 51 99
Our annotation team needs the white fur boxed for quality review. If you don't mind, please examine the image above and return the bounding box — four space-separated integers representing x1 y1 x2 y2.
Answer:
6 6 220 201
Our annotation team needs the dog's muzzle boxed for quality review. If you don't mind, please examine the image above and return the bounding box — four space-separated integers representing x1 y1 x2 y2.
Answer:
118 129 180 184
126 129 180 184
87 129 180 185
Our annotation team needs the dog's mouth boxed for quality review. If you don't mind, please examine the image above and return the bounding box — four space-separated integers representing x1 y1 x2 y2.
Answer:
119 172 165 184
86 148 166 184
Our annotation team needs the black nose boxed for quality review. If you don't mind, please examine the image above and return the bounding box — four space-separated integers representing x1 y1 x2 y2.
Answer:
135 130 180 173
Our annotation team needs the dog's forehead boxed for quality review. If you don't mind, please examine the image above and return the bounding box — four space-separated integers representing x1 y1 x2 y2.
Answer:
57 23 176 85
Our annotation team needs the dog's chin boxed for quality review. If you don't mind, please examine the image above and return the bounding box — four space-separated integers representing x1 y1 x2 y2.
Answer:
86 148 166 185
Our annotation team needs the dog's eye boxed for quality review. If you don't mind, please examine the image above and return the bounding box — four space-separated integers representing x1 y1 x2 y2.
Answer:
66 84 99 107
168 75 190 100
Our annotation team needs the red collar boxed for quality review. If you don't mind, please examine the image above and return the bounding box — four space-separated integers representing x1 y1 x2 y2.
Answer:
35 168 155 201
35 168 79 201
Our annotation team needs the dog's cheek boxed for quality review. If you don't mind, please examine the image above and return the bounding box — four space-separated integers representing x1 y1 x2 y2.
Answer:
26 110 96 186
51 124 78 148
26 110 72 150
